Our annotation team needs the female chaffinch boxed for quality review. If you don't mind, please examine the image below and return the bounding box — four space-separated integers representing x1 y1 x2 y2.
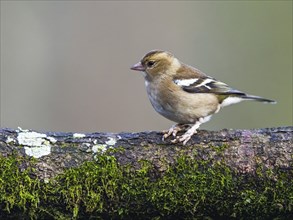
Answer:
131 50 276 145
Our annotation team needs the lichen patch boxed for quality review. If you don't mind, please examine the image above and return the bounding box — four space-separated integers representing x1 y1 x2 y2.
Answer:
105 137 117 146
73 133 86 138
17 131 54 158
6 136 15 144
92 144 107 153
24 145 51 158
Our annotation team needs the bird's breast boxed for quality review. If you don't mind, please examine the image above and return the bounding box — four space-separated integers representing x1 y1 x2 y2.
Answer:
145 79 192 123
145 80 174 118
144 78 219 124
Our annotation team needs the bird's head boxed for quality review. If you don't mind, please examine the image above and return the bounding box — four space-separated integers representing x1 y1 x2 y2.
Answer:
131 50 180 79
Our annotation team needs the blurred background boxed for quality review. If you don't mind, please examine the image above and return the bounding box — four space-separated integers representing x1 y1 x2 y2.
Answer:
1 1 292 133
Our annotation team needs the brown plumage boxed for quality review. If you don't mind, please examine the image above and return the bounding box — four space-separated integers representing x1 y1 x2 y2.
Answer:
131 50 276 145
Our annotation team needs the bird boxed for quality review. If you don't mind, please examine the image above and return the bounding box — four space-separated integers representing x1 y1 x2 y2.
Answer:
130 50 276 145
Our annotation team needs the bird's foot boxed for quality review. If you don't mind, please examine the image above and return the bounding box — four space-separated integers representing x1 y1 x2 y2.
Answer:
170 122 201 145
162 124 188 140
171 129 197 145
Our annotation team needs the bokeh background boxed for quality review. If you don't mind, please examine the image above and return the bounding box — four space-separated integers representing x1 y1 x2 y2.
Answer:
1 1 292 133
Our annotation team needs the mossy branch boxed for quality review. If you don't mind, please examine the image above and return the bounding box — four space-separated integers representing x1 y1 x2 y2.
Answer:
0 127 292 179
0 127 292 219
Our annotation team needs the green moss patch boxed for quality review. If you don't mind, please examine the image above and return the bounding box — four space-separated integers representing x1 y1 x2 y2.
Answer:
0 150 292 219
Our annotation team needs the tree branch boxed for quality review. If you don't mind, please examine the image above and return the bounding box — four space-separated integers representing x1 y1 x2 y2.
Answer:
0 126 293 219
0 126 292 179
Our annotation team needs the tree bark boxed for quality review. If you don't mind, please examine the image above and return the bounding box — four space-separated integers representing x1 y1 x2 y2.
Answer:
0 127 292 179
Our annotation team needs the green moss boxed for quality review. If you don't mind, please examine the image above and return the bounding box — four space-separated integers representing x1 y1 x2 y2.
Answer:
0 148 292 219
0 155 40 219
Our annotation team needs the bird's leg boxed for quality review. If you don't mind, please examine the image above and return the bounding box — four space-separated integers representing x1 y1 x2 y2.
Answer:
162 124 189 140
172 116 212 145
176 122 201 145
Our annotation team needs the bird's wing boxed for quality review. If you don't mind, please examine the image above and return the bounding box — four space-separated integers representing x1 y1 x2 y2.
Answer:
173 77 245 95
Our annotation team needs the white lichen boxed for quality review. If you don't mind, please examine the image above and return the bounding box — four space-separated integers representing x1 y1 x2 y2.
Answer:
18 131 48 147
17 131 55 158
105 137 117 146
17 127 29 132
91 137 117 154
73 133 86 138
6 136 15 144
92 144 107 153
47 136 57 143
24 145 51 159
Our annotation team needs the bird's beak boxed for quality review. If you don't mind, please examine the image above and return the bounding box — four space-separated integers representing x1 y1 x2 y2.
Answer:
130 62 145 71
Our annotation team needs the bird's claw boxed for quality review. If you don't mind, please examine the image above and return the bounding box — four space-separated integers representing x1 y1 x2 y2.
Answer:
162 124 185 140
163 124 198 145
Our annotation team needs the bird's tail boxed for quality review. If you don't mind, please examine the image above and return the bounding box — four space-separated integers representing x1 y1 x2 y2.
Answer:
242 94 276 104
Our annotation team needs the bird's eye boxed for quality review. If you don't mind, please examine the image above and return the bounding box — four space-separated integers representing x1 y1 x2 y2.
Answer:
146 60 156 68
